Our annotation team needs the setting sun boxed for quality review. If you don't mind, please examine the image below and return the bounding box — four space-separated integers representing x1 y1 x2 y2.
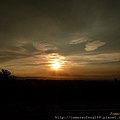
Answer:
52 62 60 70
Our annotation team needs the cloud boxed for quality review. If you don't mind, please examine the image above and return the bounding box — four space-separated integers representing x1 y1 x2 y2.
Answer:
33 42 57 51
69 38 87 44
66 52 120 64
0 38 59 63
85 41 106 51
0 52 66 76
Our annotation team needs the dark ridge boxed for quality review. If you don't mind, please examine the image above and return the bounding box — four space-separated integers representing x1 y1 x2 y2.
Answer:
0 79 120 117
0 69 120 118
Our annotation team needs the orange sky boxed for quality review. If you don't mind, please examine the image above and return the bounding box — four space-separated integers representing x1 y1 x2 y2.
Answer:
0 1 120 80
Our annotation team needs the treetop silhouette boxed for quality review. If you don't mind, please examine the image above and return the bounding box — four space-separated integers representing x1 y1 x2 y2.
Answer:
0 69 15 81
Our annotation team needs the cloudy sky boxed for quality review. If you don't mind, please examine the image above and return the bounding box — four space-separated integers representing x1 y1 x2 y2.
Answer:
0 0 120 80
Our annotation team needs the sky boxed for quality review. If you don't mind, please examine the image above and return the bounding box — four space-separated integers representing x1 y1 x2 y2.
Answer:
0 0 120 80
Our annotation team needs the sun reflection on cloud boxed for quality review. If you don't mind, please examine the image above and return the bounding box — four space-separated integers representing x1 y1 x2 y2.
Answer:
52 62 60 70
48 53 66 70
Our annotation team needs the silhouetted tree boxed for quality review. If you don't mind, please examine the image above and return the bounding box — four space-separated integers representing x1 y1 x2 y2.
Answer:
0 69 15 81
0 69 16 102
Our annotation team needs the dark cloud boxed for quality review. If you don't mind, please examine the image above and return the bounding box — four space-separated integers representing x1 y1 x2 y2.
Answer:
22 43 39 53
0 51 26 63
23 63 50 66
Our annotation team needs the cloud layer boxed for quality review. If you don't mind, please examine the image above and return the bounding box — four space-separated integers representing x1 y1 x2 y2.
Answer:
69 38 87 44
0 0 120 79
85 41 106 51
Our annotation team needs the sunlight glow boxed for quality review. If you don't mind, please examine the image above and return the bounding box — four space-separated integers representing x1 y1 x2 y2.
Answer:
52 62 60 70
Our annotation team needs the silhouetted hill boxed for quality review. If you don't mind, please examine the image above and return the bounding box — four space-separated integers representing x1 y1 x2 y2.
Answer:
0 79 120 118
1 79 120 102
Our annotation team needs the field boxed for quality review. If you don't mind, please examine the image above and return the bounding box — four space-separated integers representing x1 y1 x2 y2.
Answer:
0 79 120 119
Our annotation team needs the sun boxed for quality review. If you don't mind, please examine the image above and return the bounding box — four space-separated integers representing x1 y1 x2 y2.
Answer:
52 62 60 70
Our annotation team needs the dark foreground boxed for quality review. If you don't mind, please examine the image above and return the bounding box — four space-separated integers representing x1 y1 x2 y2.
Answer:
0 79 120 119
